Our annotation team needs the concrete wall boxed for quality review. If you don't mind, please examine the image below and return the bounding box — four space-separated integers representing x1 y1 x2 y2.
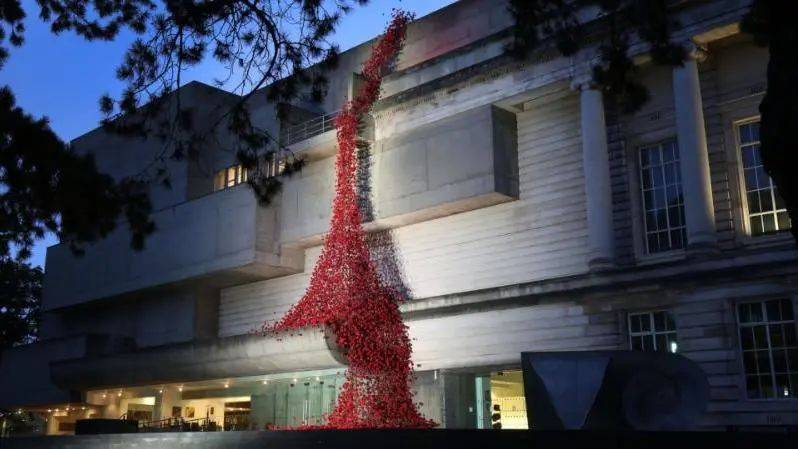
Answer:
0 337 89 408
220 88 587 336
71 82 241 211
278 104 519 244
39 288 218 349
42 185 298 311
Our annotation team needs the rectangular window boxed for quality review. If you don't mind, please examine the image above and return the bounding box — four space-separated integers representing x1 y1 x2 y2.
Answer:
213 164 248 192
639 140 687 253
628 310 678 353
737 299 798 399
737 121 792 236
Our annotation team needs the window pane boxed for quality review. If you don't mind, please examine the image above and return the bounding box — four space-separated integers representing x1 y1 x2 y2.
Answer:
630 315 641 333
761 376 774 398
741 327 755 350
767 300 783 322
742 147 757 168
746 375 762 399
770 324 785 348
776 375 790 397
754 326 768 348
738 121 792 237
641 315 651 332
643 335 654 351
750 215 763 236
756 350 771 373
647 234 659 253
654 312 666 331
780 299 794 320
743 351 756 372
760 190 774 213
641 169 652 189
738 299 798 400
226 167 236 187
656 334 667 351
639 140 686 254
740 124 752 144
763 214 777 233
748 191 761 213
773 349 788 372
785 324 798 346
739 303 753 324
670 230 683 249
213 170 225 191
777 211 791 230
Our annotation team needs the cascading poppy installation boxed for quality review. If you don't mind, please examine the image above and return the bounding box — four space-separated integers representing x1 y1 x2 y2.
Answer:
260 10 436 429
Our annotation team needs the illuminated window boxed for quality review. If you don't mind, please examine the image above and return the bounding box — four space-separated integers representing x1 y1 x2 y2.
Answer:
737 299 798 399
213 164 248 191
628 310 678 353
639 140 687 253
737 120 791 236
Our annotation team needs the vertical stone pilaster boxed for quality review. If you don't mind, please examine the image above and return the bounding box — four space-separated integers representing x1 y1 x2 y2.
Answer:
673 49 717 251
578 83 616 270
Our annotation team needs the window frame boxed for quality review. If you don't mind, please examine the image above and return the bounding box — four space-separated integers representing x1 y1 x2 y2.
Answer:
733 117 792 239
635 138 688 257
734 296 798 402
213 164 248 192
627 309 679 353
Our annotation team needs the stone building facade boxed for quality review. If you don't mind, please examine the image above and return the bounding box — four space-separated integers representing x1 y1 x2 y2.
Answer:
2 0 797 434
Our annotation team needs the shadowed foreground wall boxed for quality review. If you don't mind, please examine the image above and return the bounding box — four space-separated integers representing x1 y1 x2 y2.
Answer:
1 429 794 449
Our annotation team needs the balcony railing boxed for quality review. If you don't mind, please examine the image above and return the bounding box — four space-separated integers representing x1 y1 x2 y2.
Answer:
280 110 339 146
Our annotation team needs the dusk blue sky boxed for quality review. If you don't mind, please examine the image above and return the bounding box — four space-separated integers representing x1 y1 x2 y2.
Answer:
0 0 457 269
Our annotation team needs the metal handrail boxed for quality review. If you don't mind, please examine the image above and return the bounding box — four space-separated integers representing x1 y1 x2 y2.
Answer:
138 416 218 432
280 110 339 146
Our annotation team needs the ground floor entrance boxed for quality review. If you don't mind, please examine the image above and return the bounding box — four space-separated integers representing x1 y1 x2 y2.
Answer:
10 366 530 435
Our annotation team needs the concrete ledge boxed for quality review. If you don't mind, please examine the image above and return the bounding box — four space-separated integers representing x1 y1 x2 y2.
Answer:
50 328 346 390
43 187 302 311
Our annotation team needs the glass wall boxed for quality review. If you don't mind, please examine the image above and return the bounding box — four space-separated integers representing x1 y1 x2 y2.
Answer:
475 370 528 430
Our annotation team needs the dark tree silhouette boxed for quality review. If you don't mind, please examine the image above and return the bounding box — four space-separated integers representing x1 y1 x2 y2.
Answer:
509 0 798 243
741 0 798 242
0 258 42 436
0 0 367 260
1 88 154 258
507 0 685 114
0 258 41 349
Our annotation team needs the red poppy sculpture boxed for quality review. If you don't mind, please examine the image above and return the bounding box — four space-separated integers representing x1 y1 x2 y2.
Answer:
262 10 435 429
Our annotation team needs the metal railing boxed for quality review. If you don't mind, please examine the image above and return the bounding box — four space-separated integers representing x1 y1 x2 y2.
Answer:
138 416 218 433
279 110 339 146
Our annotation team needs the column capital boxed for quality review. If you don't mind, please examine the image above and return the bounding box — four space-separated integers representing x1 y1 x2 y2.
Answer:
682 41 708 63
570 76 600 92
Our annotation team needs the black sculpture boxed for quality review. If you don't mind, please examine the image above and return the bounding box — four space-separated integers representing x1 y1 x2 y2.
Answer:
521 351 710 430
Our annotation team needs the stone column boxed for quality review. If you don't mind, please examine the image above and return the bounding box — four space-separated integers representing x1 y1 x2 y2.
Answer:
578 83 615 270
672 49 717 250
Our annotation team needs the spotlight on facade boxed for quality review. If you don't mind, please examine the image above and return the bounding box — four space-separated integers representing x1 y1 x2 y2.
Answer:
262 380 268 385
224 383 230 389
117 390 123 397
178 386 183 392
